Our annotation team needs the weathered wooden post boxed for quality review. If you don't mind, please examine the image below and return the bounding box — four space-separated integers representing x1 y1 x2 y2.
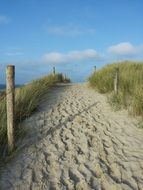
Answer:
64 74 66 81
94 66 96 72
53 66 55 76
61 74 66 82
6 65 15 152
114 67 119 94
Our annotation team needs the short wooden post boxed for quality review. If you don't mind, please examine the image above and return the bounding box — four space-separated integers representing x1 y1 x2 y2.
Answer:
64 74 66 80
94 66 96 72
114 67 119 94
53 66 55 76
62 74 65 82
6 65 15 152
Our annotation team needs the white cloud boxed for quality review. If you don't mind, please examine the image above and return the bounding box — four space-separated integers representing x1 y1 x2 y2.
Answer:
108 42 143 56
0 15 8 24
0 47 23 57
5 52 23 56
42 49 100 64
43 52 67 64
47 24 96 36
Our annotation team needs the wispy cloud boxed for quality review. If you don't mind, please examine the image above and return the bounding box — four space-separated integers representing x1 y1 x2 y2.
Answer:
42 49 100 64
47 24 96 36
108 42 143 56
5 52 24 56
0 47 23 57
0 15 9 24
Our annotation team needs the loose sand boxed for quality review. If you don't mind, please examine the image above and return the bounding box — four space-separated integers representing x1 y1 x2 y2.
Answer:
0 84 143 190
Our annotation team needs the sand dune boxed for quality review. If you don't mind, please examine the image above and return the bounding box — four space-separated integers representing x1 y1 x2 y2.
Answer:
0 84 143 190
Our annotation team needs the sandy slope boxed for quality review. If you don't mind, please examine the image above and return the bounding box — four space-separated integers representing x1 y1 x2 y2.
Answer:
0 84 143 190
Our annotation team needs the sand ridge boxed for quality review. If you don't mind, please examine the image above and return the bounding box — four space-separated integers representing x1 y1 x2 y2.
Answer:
0 83 143 190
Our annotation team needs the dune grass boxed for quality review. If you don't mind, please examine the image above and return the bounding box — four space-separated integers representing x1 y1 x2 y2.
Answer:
0 73 70 157
88 61 143 116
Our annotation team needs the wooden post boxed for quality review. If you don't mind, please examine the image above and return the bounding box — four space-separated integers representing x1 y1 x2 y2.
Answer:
6 65 15 152
61 73 65 82
53 66 55 76
64 74 66 80
114 67 119 94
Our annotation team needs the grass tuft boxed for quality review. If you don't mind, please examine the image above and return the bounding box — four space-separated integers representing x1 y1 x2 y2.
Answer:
88 61 143 117
0 73 70 157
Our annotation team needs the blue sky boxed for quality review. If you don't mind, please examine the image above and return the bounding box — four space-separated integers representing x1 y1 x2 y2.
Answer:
0 0 143 83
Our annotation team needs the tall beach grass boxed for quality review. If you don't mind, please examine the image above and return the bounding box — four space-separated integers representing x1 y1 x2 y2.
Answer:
88 61 143 116
0 73 70 157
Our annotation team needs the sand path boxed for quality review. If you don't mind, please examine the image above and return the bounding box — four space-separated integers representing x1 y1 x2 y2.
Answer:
0 84 143 190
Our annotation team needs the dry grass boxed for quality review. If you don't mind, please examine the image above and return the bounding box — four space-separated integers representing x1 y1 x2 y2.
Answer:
88 61 143 116
0 73 70 157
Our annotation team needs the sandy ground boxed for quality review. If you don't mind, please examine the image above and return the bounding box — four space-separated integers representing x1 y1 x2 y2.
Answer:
0 83 143 190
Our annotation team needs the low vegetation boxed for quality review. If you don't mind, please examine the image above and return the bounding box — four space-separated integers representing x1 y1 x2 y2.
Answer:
88 61 143 116
0 73 70 157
